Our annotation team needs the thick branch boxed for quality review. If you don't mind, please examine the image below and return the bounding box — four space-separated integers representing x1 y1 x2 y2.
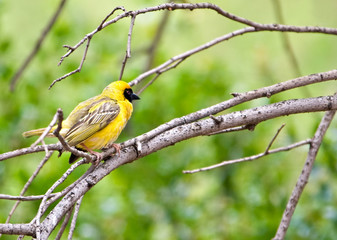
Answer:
0 223 35 237
124 69 337 149
38 94 337 239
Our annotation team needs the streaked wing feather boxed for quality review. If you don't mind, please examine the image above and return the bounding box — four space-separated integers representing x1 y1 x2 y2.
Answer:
65 99 120 146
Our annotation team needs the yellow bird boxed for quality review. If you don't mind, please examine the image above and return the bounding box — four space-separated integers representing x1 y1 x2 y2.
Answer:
23 80 140 163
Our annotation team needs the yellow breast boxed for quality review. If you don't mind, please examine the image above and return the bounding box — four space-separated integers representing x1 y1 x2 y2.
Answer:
80 100 133 150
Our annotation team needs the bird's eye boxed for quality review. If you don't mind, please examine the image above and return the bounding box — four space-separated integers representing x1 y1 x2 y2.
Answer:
123 88 133 102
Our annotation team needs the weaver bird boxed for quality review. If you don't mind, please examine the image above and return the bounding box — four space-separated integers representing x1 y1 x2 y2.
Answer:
23 81 140 164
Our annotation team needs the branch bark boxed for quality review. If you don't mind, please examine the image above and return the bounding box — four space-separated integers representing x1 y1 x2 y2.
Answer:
38 94 337 238
0 223 35 237
3 72 335 238
273 110 336 239
3 2 337 239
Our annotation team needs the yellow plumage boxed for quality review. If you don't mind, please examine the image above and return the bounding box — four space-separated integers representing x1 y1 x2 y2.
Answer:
23 81 140 163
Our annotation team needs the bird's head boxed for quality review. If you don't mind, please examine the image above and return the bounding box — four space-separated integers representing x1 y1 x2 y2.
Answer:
102 81 140 103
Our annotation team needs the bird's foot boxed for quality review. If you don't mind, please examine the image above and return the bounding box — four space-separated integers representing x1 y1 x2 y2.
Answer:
80 143 103 165
104 143 121 157
110 143 121 156
90 151 104 165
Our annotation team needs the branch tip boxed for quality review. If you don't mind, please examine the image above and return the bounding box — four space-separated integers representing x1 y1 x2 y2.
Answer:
231 92 240 97
210 115 222 124
62 45 74 50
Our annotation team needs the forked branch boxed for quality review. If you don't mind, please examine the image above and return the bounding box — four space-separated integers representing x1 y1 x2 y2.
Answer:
50 2 337 88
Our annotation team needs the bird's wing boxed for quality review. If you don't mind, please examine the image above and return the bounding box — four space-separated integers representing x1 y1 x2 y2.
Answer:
65 98 120 147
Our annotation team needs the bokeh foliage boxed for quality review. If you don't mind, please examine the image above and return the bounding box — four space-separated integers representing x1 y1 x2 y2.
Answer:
1 0 337 239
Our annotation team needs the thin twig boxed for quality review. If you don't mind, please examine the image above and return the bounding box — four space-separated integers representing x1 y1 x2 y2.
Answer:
58 6 125 66
119 14 136 80
273 110 336 239
46 163 95 207
68 196 83 240
0 194 56 201
50 2 337 87
129 27 253 87
272 0 301 77
31 111 59 148
17 235 25 240
97 7 126 31
34 159 88 239
0 143 62 161
133 55 186 90
272 0 314 103
4 151 53 225
49 36 92 89
206 124 256 136
136 73 160 95
9 0 67 91
136 56 184 94
41 140 49 156
52 109 93 162
265 124 285 153
183 139 312 174
144 5 170 71
55 206 74 240
40 159 88 215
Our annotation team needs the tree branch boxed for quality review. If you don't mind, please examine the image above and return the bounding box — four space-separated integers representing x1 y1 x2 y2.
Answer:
3 151 53 229
49 35 92 89
0 194 55 201
57 6 125 66
67 196 83 240
183 139 311 174
35 158 88 238
119 14 137 80
2 69 337 163
123 69 337 150
0 144 62 161
38 94 337 238
272 0 302 78
52 109 92 161
273 110 336 239
144 4 170 71
9 0 67 91
265 124 285 153
55 206 73 240
50 2 337 88
3 2 337 239
1 94 336 238
0 223 35 237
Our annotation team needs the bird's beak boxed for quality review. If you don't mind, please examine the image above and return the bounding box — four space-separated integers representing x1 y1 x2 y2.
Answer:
131 93 140 101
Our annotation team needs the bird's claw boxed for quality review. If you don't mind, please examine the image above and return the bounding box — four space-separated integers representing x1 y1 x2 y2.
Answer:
112 143 121 156
91 151 104 165
106 143 121 157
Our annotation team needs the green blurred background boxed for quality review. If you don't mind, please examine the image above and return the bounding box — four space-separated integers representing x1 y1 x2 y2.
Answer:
1 0 337 239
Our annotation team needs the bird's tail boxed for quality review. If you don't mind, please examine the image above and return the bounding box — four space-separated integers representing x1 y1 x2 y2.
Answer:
22 128 51 138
